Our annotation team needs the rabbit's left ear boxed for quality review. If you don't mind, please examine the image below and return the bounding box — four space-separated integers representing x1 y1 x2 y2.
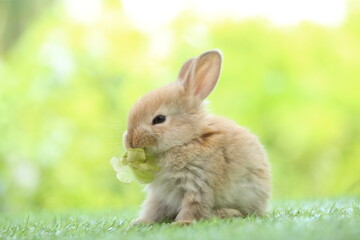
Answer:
178 49 222 100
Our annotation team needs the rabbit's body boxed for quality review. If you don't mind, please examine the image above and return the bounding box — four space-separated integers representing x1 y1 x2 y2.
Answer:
139 114 270 222
124 50 271 224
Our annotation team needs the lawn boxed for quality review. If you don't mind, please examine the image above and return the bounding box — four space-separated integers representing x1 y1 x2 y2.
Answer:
1 199 359 240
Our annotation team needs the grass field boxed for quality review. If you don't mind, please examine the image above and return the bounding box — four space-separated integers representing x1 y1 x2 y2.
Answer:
1 199 359 240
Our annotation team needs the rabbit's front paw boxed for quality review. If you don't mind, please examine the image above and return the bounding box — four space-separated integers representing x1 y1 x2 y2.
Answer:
131 218 154 226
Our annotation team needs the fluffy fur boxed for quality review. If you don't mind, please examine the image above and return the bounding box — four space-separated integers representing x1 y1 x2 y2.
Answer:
123 50 271 224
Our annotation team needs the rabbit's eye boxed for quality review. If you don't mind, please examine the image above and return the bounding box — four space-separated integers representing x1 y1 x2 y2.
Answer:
152 115 166 125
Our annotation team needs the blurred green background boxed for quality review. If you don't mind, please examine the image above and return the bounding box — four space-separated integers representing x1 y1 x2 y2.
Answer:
1 0 360 213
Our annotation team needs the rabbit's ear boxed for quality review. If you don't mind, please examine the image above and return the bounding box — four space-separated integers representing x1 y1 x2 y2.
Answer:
177 58 196 83
178 50 222 100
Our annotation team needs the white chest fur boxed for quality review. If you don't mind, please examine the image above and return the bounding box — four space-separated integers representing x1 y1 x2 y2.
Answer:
146 171 184 217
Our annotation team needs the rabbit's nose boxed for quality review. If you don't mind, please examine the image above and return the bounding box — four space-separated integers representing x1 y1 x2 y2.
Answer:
131 134 141 148
131 129 147 148
126 129 140 148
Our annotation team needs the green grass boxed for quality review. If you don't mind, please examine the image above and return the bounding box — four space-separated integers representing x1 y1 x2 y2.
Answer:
1 199 359 240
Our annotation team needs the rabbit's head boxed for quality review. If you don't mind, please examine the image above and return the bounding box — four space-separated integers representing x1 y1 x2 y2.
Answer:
124 50 222 154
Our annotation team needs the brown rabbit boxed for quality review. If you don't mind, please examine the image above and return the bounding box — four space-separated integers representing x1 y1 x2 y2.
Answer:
123 50 271 224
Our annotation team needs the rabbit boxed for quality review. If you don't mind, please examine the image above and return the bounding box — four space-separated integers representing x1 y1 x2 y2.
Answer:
123 49 271 224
